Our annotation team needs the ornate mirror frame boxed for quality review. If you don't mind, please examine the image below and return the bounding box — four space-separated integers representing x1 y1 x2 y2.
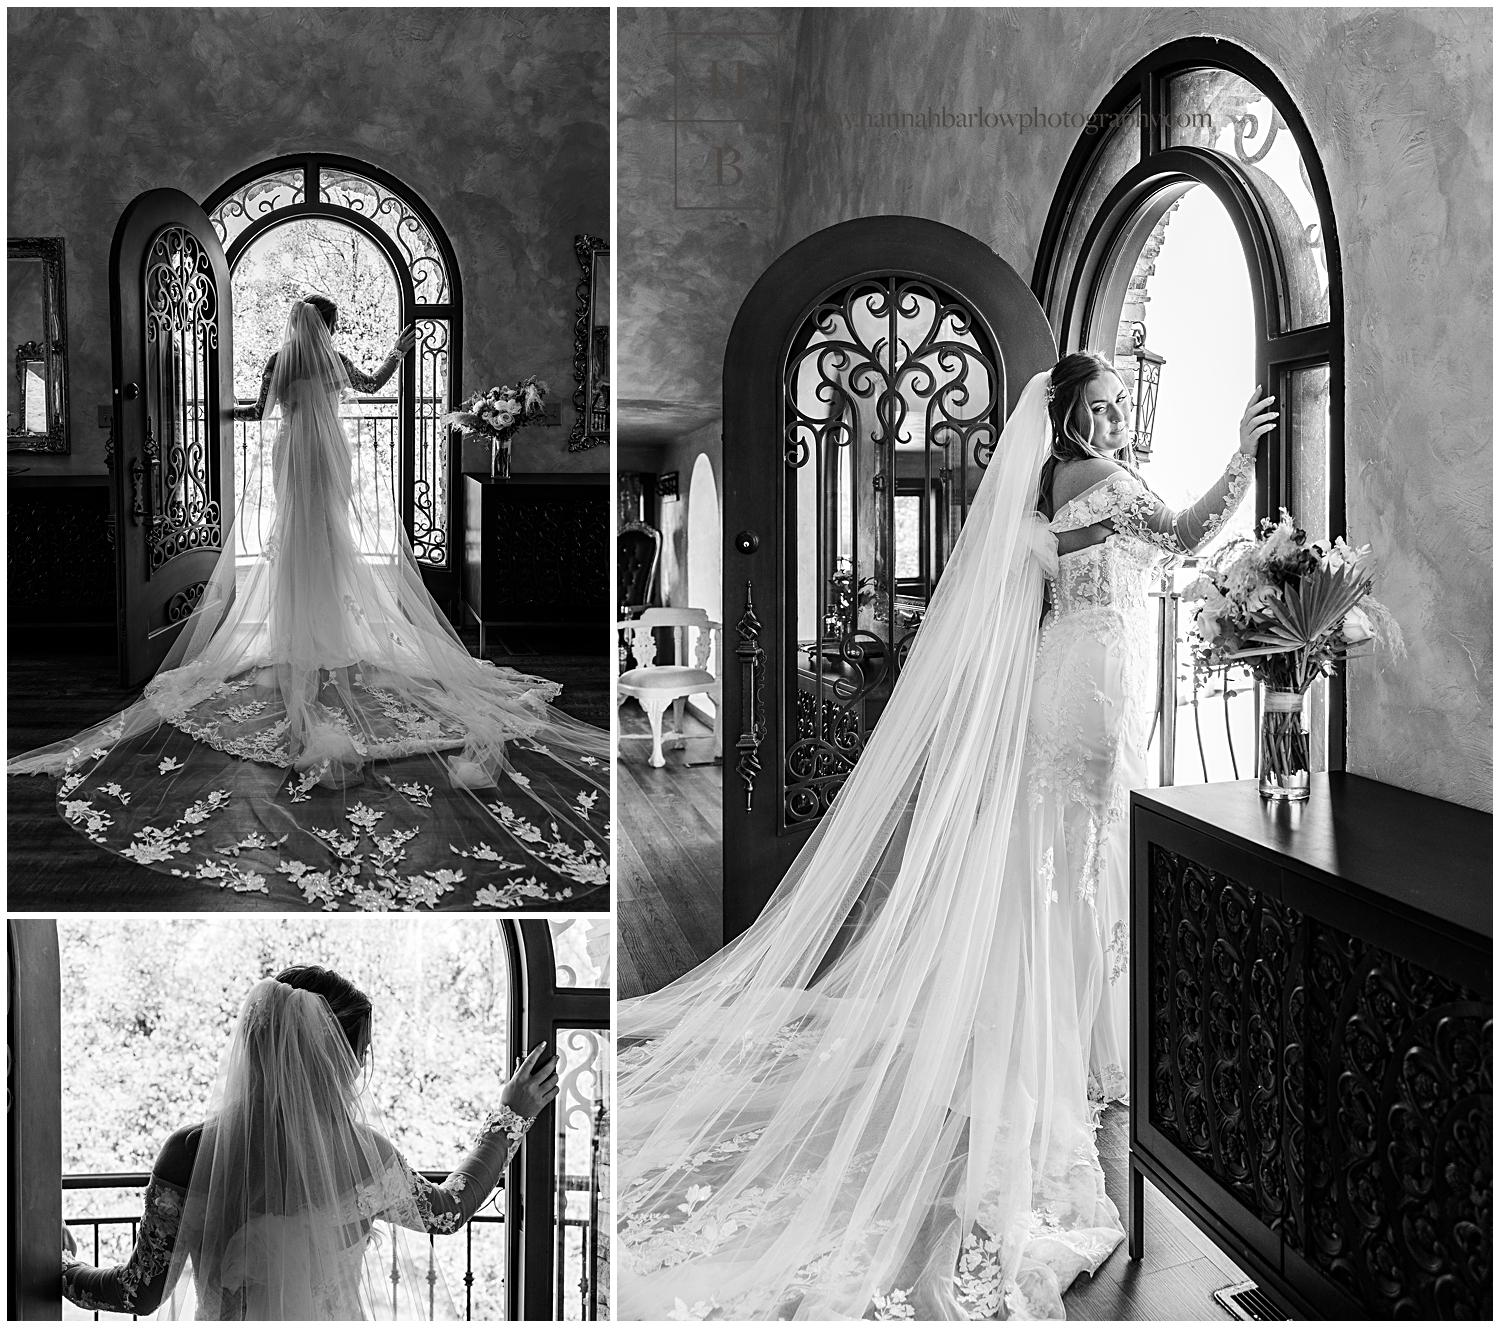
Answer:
8 237 70 453
568 234 609 451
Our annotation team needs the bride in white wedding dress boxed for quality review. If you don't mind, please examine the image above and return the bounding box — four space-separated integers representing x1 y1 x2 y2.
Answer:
619 353 1273 1319
8 297 608 911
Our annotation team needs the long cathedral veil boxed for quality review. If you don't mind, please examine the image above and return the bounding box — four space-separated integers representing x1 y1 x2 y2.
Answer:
619 370 1120 1320
160 979 457 1320
9 300 606 906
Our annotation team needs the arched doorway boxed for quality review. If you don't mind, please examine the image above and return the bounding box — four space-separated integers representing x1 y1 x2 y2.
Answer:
1034 39 1344 774
685 452 721 716
202 156 463 604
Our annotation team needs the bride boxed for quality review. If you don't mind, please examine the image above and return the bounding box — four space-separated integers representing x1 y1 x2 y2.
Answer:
60 964 558 1319
618 353 1273 1319
9 296 608 911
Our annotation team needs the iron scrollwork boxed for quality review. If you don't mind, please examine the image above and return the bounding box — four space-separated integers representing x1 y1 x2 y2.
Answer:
780 275 1000 828
735 582 766 812
411 317 451 567
568 235 608 452
143 228 222 575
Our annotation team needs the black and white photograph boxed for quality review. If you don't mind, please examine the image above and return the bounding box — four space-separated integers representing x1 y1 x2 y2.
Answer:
7 8 611 913
10 916 610 1320
616 7 1491 1321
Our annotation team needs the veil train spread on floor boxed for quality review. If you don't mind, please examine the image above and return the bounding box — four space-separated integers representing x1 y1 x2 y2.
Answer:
9 303 607 910
619 371 1124 1320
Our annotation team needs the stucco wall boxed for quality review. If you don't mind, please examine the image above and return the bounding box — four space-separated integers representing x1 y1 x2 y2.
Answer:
617 6 800 443
620 6 1492 810
8 6 608 474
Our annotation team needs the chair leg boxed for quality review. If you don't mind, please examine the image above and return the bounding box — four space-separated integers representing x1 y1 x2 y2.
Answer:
671 696 687 749
643 698 669 768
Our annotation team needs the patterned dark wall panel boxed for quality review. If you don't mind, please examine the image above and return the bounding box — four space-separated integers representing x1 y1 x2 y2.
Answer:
8 487 116 622
1299 929 1491 1318
1148 845 1298 1236
486 489 606 611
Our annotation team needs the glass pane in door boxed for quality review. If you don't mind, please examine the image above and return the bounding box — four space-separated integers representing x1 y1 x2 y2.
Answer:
782 277 999 828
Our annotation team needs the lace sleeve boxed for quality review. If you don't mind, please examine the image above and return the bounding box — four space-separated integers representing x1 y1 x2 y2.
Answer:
60 1176 186 1315
340 353 385 395
1064 454 1255 555
371 1106 534 1235
232 354 276 422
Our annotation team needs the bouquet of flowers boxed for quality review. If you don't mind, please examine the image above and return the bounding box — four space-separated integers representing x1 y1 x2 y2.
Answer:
1183 510 1402 796
439 376 548 479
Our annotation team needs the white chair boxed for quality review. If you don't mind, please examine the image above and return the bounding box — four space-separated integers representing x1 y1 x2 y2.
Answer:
616 607 722 768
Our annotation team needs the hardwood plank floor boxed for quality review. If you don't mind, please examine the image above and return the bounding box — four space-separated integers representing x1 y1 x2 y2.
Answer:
616 701 722 999
8 629 606 910
614 706 1258 1318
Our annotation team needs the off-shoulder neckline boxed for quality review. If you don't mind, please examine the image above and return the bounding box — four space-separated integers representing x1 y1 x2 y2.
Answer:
1048 470 1136 531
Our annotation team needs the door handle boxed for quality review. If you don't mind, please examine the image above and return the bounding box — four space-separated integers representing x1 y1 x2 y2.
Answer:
119 382 139 401
733 580 765 812
734 529 759 555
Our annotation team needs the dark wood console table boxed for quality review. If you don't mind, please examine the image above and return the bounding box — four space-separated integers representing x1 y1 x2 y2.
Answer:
1130 774 1491 1319
461 472 607 653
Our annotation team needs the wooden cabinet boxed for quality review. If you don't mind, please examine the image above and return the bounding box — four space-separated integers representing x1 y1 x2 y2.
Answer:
7 474 116 651
1130 775 1491 1319
460 472 607 652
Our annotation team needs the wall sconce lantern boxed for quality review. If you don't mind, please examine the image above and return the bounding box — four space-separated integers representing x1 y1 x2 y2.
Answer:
1129 321 1165 461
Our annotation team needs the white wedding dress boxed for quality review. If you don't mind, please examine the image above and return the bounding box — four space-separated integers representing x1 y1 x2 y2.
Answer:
9 302 608 911
618 372 1253 1319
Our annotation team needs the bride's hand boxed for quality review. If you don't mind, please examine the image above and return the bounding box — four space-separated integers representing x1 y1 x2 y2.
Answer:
500 1042 560 1119
1239 387 1278 455
392 325 417 359
62 1218 77 1257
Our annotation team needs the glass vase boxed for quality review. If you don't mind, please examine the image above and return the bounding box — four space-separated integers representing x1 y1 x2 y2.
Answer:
491 438 512 481
1259 688 1310 800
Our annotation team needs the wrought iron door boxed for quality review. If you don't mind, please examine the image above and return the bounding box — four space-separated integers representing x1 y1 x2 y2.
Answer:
109 189 235 688
722 217 1057 939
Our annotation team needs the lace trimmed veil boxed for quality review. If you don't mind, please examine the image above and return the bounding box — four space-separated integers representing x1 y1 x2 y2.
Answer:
160 978 457 1320
620 370 1121 1320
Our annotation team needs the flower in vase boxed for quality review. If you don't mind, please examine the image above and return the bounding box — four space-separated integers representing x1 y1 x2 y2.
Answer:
1341 605 1374 644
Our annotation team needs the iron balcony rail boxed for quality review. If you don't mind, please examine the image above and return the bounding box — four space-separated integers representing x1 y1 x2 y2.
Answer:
62 1169 597 1322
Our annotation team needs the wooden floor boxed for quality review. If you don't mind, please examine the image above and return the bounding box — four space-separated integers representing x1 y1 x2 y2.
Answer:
616 701 722 999
615 701 1252 1319
7 627 606 911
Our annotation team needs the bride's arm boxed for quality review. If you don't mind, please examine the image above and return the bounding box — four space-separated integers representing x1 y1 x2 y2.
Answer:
1067 389 1275 555
231 354 276 422
374 1043 559 1235
60 1126 196 1315
345 325 418 394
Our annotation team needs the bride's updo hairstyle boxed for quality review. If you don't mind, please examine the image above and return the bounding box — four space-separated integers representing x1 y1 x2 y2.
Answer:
274 964 372 1064
301 293 338 333
1036 351 1134 516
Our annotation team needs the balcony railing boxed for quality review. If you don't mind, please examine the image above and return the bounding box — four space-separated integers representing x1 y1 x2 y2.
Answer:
63 1161 599 1322
232 394 450 568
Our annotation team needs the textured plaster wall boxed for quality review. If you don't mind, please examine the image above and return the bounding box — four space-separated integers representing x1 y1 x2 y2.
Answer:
617 6 800 443
8 6 608 474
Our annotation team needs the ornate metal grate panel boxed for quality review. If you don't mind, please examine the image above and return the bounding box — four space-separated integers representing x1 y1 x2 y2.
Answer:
780 275 1000 827
208 168 305 250
321 169 450 304
143 226 222 574
413 317 451 566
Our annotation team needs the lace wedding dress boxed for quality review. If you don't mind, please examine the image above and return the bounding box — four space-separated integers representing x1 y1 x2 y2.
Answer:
618 371 1253 1320
60 978 535 1320
9 302 607 911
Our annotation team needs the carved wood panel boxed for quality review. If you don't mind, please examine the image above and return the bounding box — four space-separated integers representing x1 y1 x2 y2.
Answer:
1148 843 1493 1318
1147 845 1295 1234
7 488 116 621
1299 927 1490 1317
